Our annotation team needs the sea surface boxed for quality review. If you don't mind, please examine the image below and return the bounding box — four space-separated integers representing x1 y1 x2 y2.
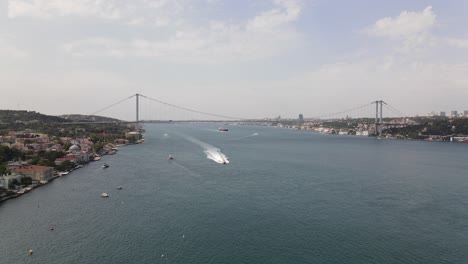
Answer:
1 124 468 264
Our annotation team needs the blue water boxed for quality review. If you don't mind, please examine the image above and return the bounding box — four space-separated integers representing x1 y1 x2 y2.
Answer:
1 124 468 263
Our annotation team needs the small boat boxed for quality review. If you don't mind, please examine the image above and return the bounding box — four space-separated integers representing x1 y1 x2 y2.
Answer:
102 163 109 168
117 186 123 190
168 155 174 161
218 128 229 132
101 193 109 197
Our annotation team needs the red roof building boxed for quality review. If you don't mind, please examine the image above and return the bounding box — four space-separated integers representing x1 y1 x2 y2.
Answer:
14 165 54 182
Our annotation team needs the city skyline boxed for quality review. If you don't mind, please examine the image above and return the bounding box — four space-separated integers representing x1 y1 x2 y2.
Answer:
1 0 468 120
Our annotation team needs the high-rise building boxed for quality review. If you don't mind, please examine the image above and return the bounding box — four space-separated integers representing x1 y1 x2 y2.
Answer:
440 111 446 117
298 114 304 124
451 110 458 117
464 110 468 116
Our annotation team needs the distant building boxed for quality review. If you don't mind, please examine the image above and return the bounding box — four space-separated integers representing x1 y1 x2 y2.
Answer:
464 110 468 116
298 114 304 124
356 130 370 136
54 156 79 165
14 165 53 182
440 111 446 117
451 110 458 117
5 161 29 170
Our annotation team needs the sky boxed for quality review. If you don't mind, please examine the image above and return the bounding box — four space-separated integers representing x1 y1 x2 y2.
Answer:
1 0 468 120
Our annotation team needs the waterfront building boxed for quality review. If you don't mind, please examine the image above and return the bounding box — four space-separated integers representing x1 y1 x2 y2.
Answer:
14 166 53 182
0 175 23 189
356 130 370 136
114 139 130 145
125 131 141 138
54 156 79 165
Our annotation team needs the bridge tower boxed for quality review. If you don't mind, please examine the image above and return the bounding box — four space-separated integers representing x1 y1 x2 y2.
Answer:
372 100 385 137
136 93 140 126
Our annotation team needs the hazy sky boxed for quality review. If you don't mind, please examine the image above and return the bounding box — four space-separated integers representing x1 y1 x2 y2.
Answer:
1 0 468 120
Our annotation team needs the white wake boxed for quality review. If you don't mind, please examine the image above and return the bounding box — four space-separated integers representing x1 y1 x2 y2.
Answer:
183 135 230 164
230 132 259 141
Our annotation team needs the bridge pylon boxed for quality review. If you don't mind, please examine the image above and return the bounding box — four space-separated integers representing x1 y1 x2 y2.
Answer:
135 93 140 126
372 100 386 137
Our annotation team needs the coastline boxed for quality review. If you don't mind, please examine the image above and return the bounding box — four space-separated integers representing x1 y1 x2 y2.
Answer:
283 126 468 144
0 140 144 205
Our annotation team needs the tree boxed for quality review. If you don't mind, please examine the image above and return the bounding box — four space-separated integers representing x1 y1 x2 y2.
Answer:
20 177 32 186
56 160 74 171
8 179 19 189
0 165 10 176
38 159 55 167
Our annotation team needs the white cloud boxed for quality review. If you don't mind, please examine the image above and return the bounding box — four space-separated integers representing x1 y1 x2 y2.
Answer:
8 0 122 19
364 6 437 55
366 6 435 39
275 55 468 117
63 0 303 63
126 0 186 27
447 38 468 49
7 0 198 27
247 0 301 31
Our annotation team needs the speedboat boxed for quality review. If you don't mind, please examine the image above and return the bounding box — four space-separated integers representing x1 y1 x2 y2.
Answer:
218 128 229 132
117 186 123 190
101 193 109 197
102 163 109 168
168 155 174 161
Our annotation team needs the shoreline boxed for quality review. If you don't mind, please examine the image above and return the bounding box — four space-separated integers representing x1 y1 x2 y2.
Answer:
0 140 144 205
283 126 468 144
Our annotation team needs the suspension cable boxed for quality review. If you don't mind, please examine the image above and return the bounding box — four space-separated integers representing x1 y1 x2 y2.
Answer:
311 103 372 119
89 95 136 116
139 94 246 120
384 103 407 118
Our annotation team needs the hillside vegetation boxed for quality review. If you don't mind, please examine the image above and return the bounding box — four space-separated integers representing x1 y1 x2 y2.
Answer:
60 114 121 123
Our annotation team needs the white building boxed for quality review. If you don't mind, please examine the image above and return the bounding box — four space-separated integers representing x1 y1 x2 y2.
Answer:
0 174 23 189
356 130 370 136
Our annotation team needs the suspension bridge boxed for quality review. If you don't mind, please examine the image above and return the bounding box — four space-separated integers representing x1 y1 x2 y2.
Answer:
64 93 409 136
